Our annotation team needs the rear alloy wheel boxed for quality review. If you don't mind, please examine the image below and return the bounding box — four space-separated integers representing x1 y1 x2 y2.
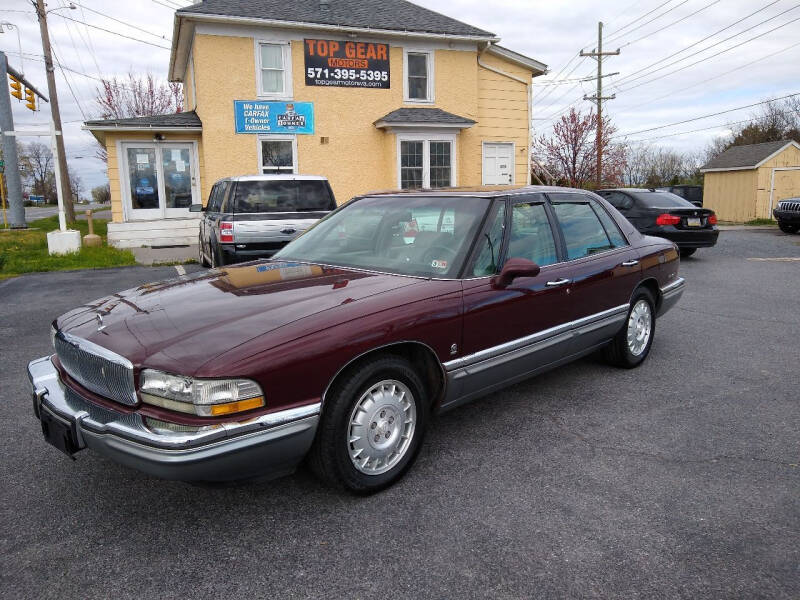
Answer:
309 356 428 494
778 221 799 234
679 248 697 258
605 289 656 368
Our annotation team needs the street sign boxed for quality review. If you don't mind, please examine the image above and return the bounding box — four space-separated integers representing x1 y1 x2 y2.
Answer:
29 194 45 204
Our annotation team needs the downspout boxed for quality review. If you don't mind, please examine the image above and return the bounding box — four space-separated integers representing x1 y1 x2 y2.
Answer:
477 43 533 184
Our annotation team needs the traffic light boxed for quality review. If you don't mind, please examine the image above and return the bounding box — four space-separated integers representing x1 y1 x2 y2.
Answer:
9 74 22 100
24 88 36 111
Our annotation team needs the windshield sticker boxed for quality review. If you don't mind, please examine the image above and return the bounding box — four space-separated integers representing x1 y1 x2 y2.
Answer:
431 259 448 270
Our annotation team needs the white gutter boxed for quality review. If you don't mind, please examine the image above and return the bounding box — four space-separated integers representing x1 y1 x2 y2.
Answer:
82 125 202 132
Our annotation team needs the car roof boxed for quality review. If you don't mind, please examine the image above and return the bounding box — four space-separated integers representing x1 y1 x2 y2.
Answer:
360 185 598 199
599 188 675 194
218 174 329 182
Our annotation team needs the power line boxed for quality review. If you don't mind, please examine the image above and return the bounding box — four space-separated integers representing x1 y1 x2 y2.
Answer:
50 13 171 50
618 39 800 111
617 0 722 49
613 92 800 139
626 109 800 144
605 0 677 39
612 0 785 87
70 1 171 42
617 13 800 93
51 46 86 120
605 0 690 44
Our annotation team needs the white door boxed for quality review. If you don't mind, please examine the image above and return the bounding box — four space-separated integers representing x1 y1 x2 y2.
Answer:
122 142 200 221
482 142 514 185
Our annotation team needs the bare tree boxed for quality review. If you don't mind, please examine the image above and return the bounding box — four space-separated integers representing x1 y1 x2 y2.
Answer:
93 72 183 161
91 183 111 204
69 173 84 203
704 96 800 163
532 108 626 188
19 142 56 203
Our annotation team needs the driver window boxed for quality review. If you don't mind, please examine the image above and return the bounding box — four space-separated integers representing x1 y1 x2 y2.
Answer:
508 202 558 267
471 201 506 276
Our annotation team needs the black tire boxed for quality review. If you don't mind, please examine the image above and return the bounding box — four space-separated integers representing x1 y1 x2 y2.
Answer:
308 355 429 494
210 242 225 268
199 236 210 267
679 248 697 258
604 288 656 369
778 221 799 234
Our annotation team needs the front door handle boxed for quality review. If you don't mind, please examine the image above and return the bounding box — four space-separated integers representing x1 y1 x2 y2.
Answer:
621 260 639 267
546 278 571 287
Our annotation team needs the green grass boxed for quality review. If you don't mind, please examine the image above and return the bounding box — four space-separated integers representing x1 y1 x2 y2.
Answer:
0 216 135 280
743 218 777 226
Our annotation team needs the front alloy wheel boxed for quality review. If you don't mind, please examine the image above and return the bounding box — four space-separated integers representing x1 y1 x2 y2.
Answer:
347 380 417 475
309 356 428 493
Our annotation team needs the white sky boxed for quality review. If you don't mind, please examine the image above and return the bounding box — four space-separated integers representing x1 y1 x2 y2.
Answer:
2 0 798 192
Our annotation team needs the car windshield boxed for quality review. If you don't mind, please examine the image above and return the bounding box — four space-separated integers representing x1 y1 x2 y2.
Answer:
274 195 490 278
232 180 335 213
631 191 695 208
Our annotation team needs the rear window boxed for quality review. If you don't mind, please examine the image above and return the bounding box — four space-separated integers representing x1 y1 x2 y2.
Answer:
631 191 695 208
232 180 335 213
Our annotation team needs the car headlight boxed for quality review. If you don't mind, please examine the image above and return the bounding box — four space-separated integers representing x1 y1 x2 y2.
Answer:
50 324 58 349
139 369 264 417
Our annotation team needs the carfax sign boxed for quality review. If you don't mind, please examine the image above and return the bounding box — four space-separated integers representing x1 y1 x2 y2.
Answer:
304 39 390 88
233 101 315 134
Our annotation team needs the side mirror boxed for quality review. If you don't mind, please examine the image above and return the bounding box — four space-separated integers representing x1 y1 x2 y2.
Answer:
491 258 540 289
189 204 204 212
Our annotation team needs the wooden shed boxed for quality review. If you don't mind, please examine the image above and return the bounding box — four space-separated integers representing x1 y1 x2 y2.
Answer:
700 140 800 222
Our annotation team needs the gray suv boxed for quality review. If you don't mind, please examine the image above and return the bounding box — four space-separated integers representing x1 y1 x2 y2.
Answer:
192 175 336 267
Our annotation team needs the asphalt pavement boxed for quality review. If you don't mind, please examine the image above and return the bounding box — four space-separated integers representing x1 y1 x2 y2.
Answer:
22 203 109 222
1 231 798 599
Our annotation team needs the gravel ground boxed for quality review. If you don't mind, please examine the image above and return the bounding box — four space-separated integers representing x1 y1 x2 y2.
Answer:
1 230 798 599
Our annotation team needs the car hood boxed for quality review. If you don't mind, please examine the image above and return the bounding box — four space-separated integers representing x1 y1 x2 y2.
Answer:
55 261 421 375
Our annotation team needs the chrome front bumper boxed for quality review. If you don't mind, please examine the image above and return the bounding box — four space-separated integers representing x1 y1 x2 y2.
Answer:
658 277 685 317
27 356 320 482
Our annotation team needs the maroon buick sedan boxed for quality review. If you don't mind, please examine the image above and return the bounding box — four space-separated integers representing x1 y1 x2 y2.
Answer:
28 187 683 493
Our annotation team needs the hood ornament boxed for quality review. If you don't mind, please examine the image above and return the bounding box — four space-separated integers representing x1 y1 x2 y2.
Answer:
95 312 107 332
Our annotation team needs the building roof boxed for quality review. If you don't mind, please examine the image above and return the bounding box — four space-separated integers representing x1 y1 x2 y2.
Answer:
700 140 800 172
374 107 476 129
84 110 203 130
176 0 495 38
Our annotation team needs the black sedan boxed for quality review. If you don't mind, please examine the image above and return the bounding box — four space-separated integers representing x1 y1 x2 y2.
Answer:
597 188 718 258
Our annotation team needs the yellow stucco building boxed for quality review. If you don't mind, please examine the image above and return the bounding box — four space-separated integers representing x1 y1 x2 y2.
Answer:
85 0 546 247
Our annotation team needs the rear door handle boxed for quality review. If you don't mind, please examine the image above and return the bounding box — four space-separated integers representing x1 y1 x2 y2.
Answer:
621 260 639 267
546 278 571 287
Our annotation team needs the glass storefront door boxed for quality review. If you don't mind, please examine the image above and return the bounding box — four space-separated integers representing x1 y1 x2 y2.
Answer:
122 142 199 221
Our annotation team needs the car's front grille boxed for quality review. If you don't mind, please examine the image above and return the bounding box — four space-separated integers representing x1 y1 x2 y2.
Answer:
778 200 800 212
54 332 137 405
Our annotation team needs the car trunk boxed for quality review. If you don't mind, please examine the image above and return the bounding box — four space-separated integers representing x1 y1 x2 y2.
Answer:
654 207 715 230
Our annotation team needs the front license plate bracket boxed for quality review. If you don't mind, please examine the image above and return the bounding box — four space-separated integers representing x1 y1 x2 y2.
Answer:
40 411 81 458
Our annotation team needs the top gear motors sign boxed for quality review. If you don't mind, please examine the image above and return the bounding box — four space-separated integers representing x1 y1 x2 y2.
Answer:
304 39 390 89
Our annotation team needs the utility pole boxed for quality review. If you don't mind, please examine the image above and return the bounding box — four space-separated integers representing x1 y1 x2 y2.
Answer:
34 0 75 223
0 51 27 228
581 22 620 188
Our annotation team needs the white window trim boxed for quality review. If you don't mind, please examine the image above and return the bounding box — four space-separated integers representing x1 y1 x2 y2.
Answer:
255 40 293 100
481 141 516 186
117 139 202 222
403 49 434 104
257 135 298 174
396 132 457 189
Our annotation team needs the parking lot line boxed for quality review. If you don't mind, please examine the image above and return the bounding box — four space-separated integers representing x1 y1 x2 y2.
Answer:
746 257 800 261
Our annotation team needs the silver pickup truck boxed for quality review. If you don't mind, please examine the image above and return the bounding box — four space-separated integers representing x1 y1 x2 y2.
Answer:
192 175 336 267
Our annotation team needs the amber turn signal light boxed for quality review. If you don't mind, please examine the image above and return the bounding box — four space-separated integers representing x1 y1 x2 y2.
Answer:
209 396 265 416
